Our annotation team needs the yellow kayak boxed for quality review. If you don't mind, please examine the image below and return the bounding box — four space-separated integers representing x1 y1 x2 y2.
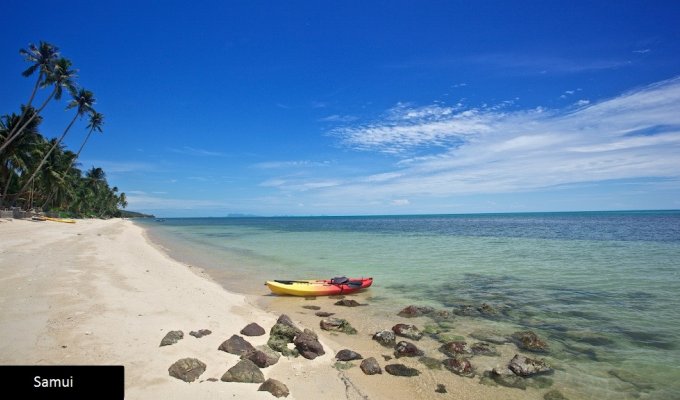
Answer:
44 216 76 224
266 277 373 296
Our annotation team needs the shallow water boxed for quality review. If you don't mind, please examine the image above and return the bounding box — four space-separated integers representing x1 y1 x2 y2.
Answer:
138 211 680 399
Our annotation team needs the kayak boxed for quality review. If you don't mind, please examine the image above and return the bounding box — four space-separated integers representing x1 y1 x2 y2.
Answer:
44 216 76 224
266 276 373 296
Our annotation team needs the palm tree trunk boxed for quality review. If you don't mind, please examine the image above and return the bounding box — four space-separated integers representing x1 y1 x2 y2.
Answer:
18 112 78 196
4 72 43 142
0 86 56 155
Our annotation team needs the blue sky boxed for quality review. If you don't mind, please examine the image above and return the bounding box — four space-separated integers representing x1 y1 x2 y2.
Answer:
2 0 680 216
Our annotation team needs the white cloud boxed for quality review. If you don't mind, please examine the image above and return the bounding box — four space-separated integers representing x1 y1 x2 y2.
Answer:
169 146 225 157
253 160 332 169
319 114 358 122
125 192 230 210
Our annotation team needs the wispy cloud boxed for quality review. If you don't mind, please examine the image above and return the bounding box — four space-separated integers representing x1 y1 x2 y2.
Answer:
304 76 680 201
125 191 230 210
319 114 358 123
253 160 332 169
169 146 225 157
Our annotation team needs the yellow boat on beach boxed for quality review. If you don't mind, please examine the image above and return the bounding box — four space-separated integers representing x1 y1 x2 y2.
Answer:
43 216 76 224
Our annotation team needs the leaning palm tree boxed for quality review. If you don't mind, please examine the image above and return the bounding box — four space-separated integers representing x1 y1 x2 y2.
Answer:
74 111 104 161
0 57 77 154
0 111 42 207
18 87 95 197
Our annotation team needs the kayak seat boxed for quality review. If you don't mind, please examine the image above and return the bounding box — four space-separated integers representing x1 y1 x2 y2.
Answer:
330 276 349 285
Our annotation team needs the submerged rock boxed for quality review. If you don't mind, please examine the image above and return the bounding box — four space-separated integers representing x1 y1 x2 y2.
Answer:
302 305 321 310
334 299 363 307
439 341 470 357
168 358 206 382
508 354 553 377
320 318 357 334
258 378 290 398
470 342 499 356
336 349 363 361
360 357 382 375
218 334 255 356
294 329 325 360
435 384 447 393
372 330 396 347
385 364 420 377
544 389 569 400
511 331 549 353
485 368 527 390
160 330 183 346
240 322 266 337
189 329 212 338
392 324 423 340
442 358 474 377
418 356 443 370
469 330 511 345
397 305 434 318
477 303 499 316
394 341 424 358
221 359 265 383
315 311 335 317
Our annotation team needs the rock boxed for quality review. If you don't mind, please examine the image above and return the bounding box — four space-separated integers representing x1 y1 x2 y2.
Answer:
394 341 424 358
241 349 279 368
360 357 382 375
277 314 299 330
511 331 549 352
422 325 442 336
258 378 290 398
442 358 474 377
221 359 265 383
435 384 447 393
189 329 212 338
470 342 499 356
302 305 321 310
431 310 452 321
160 330 183 346
336 349 363 361
392 324 423 340
418 356 443 370
294 329 325 360
315 311 335 317
328 295 345 299
168 358 206 382
382 355 392 361
320 318 357 334
268 321 302 356
218 334 256 356
240 322 266 336
372 330 396 347
454 304 479 317
397 305 434 318
485 368 527 389
477 303 499 316
544 389 569 400
385 364 420 377
334 299 362 307
508 354 553 377
469 330 511 345
439 341 470 357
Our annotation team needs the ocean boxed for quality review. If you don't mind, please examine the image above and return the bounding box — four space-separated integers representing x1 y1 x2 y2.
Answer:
137 211 680 399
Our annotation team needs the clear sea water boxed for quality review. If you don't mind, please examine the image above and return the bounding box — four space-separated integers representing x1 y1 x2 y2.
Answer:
137 211 680 399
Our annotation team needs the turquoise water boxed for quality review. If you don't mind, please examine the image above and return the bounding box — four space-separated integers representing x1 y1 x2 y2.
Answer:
137 211 680 399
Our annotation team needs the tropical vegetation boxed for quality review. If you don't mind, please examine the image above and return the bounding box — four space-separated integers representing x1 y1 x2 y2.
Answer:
1 41 127 218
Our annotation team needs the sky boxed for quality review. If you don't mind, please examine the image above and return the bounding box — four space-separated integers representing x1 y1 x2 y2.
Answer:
2 0 680 217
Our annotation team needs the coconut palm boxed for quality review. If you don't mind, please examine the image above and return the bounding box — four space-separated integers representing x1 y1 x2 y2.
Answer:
0 110 42 206
0 57 77 154
19 87 95 195
74 111 104 160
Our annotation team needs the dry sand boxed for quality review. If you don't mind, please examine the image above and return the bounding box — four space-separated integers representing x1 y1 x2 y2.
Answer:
0 218 547 399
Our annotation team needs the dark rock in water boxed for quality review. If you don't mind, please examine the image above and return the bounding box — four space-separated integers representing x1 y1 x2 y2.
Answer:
218 334 256 356
477 303 500 317
189 329 212 339
320 318 357 334
302 305 321 310
221 359 265 383
485 368 527 390
168 358 206 382
277 314 300 330
241 348 279 368
454 304 480 317
544 389 569 400
360 357 382 375
392 324 423 340
418 356 443 370
469 330 511 345
508 354 553 377
336 349 363 361
608 369 655 391
304 296 316 300
397 305 434 318
470 342 499 356
394 341 424 358
439 341 470 357
564 330 614 346
329 295 345 299
442 358 474 377
382 355 392 361
435 384 447 393
240 322 266 336
294 329 325 360
259 378 290 398
160 330 183 346
431 309 452 321
315 311 335 317
334 299 362 307
385 364 420 377
511 331 549 352
372 330 396 347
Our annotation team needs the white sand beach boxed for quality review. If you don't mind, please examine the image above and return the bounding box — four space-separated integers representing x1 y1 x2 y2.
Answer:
0 218 543 400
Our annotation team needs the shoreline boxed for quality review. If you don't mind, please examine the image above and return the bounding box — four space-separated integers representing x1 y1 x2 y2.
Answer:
0 218 549 399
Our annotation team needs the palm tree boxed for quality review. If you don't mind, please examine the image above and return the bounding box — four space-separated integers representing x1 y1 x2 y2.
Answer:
18 87 95 197
0 111 42 207
0 57 77 154
74 111 104 161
